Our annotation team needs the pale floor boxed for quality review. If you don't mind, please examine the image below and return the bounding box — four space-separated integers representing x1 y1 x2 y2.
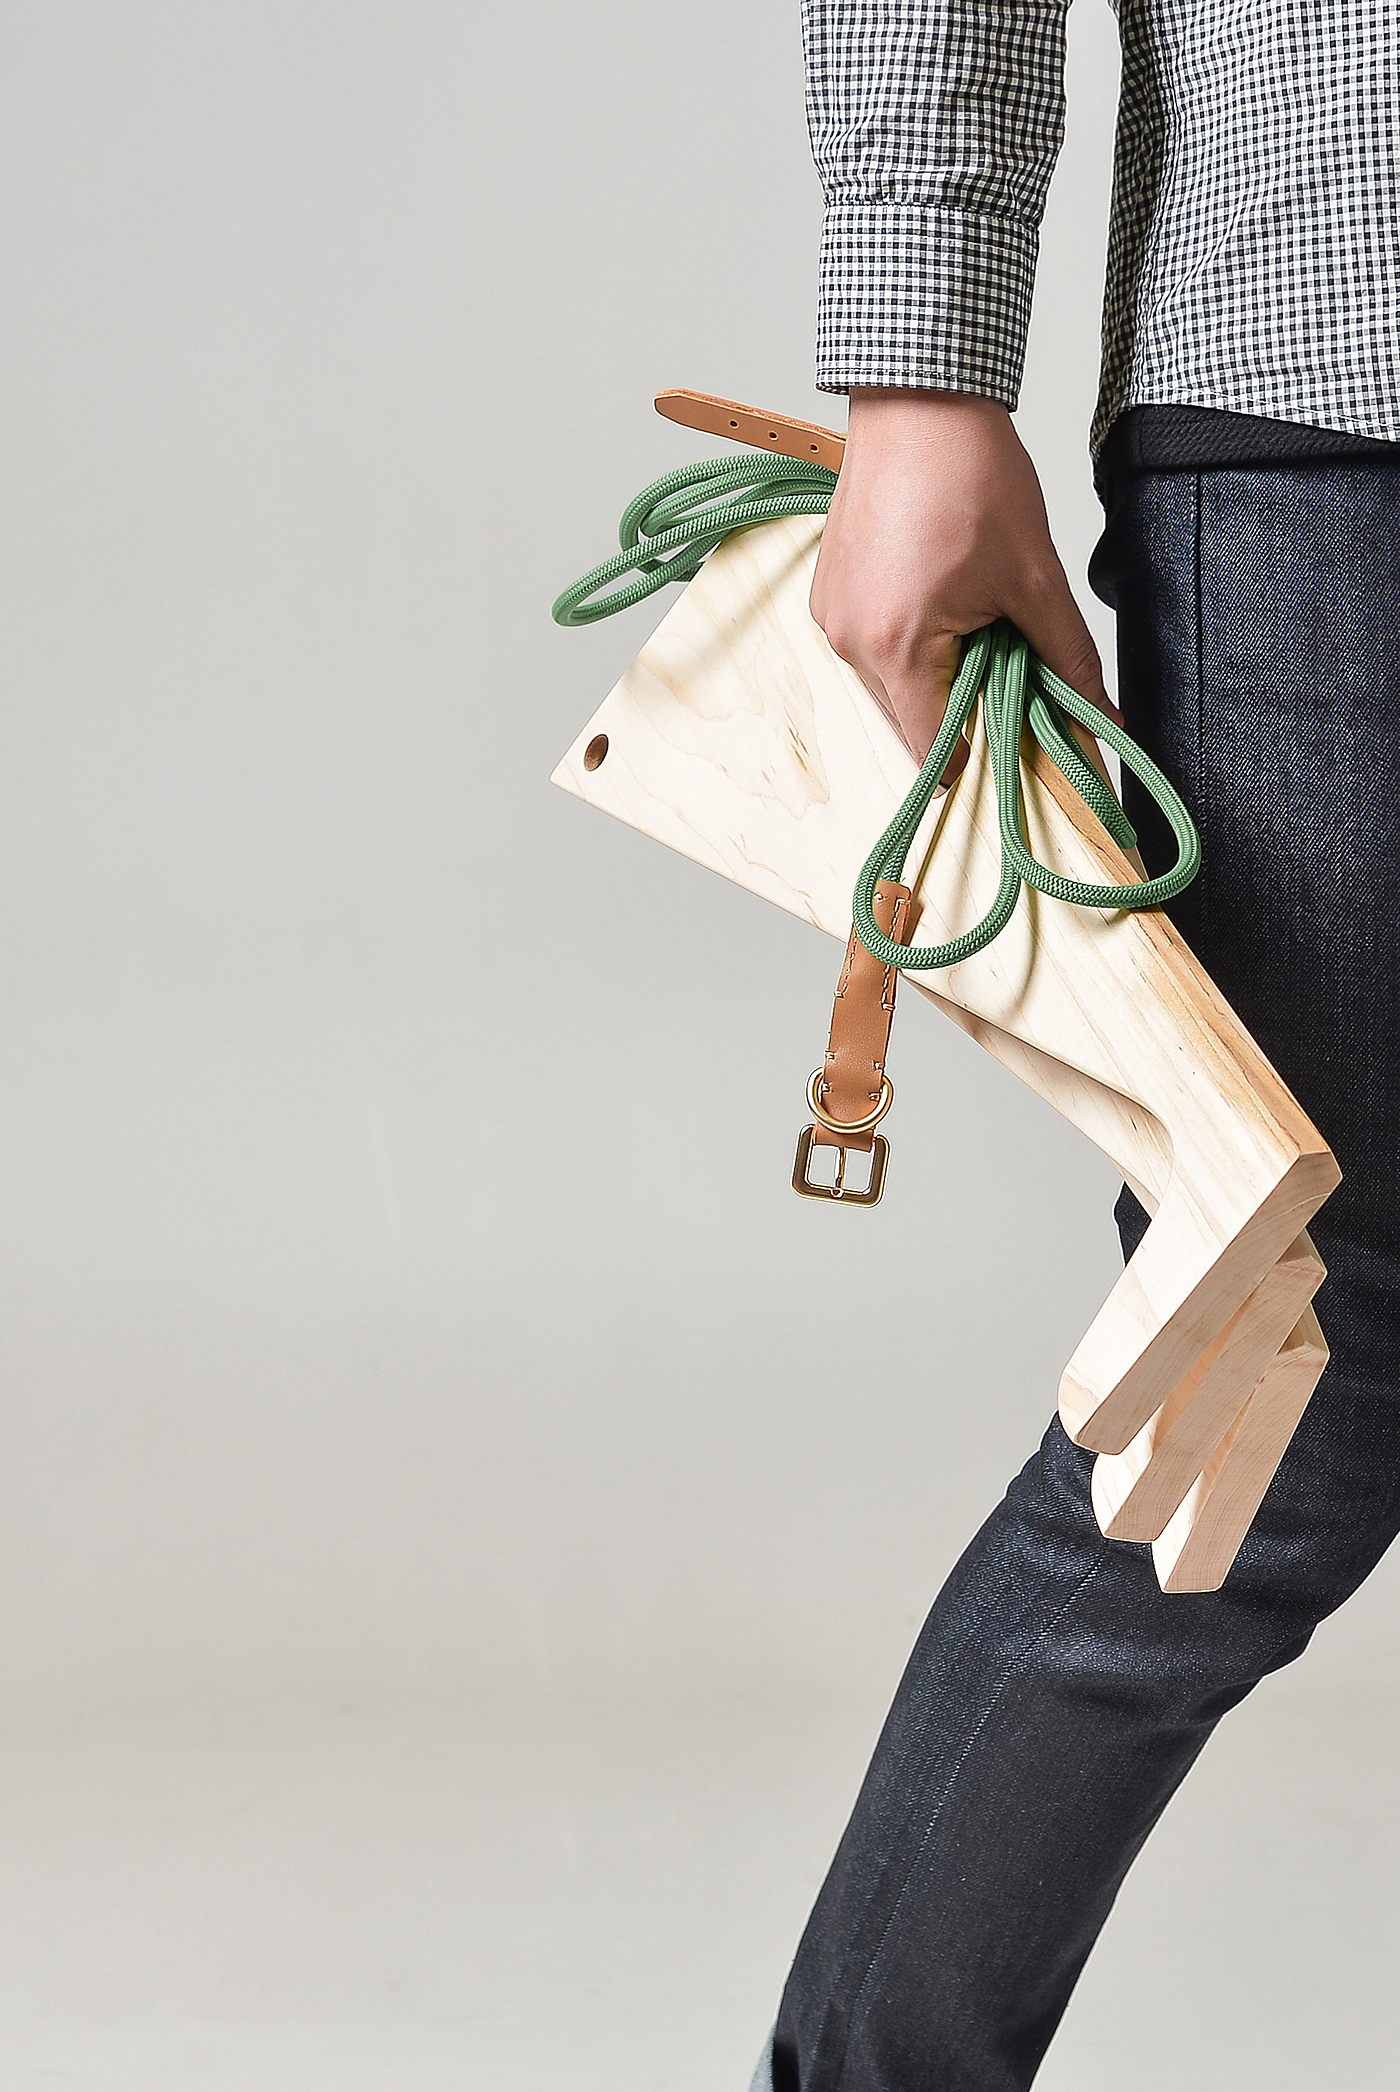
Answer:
0 1674 1395 2091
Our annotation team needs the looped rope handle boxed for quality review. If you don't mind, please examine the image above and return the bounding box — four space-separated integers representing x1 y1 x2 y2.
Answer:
553 458 1201 962
852 621 1200 970
551 456 838 627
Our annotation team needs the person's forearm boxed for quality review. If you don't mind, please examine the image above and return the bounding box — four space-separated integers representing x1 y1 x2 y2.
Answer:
801 4 1097 762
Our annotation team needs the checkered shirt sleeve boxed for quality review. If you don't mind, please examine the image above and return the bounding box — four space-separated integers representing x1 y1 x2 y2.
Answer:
802 0 1070 404
1093 0 1400 449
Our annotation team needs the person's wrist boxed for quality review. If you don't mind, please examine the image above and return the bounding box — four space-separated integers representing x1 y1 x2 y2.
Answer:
846 386 1011 439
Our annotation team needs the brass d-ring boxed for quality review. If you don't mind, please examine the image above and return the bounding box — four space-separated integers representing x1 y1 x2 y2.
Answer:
805 1068 894 1137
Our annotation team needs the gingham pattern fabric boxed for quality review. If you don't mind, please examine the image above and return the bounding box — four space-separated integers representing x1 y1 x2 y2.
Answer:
803 0 1400 452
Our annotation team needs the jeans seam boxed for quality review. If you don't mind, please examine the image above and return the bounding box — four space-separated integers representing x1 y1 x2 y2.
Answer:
1192 471 1206 925
830 1539 1114 2092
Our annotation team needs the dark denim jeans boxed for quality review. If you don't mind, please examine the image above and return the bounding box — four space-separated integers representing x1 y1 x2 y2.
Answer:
758 462 1400 2092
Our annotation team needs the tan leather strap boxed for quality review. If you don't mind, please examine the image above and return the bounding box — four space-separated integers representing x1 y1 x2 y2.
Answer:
653 389 846 473
810 881 912 1153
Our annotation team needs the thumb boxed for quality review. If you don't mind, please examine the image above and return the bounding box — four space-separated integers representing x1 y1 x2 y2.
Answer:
875 626 967 772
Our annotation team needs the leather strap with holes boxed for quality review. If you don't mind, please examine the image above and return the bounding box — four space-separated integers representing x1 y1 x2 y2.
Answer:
653 388 846 472
811 881 913 1153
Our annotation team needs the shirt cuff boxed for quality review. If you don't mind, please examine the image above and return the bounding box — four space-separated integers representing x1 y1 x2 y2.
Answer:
815 202 1039 407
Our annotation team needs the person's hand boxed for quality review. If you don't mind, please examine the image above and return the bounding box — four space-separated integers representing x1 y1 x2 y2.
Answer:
809 387 1118 768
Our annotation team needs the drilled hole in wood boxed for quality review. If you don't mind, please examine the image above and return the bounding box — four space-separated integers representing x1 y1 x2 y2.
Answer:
584 733 609 772
729 418 738 427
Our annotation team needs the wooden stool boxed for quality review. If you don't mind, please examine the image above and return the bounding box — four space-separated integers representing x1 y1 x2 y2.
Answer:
553 485 1339 1593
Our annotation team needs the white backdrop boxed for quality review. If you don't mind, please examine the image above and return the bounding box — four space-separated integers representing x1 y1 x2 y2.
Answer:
2 0 1396 1721
1 8 1398 2089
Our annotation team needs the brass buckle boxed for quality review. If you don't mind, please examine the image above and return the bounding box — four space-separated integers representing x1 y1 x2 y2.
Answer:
792 1123 890 1206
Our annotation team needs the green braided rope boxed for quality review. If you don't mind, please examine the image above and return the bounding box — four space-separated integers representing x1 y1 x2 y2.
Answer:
551 455 838 626
554 456 1201 965
851 619 1200 970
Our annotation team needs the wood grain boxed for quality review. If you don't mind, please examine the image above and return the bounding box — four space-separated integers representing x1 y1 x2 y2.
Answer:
1153 1309 1329 1592
1091 1232 1324 1542
552 513 1341 1590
